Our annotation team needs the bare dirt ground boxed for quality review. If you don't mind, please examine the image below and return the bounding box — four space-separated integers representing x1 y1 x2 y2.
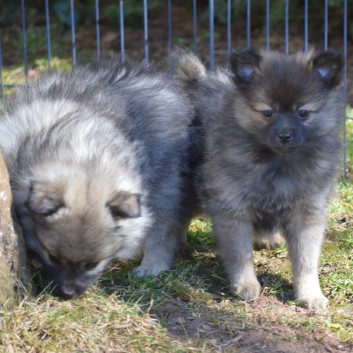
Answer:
155 296 352 353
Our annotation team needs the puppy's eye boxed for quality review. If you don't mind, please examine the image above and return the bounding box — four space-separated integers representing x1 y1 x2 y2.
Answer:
42 206 63 217
298 110 309 120
49 254 61 265
109 206 123 220
84 262 98 270
263 109 273 118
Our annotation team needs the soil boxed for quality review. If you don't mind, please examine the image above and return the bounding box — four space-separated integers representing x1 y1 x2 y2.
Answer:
152 296 353 353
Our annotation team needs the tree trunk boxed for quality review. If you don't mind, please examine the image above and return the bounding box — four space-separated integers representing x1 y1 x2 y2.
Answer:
0 152 28 307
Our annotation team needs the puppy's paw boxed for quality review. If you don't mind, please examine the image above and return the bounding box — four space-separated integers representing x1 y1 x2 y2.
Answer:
297 294 329 310
231 280 261 302
133 263 171 277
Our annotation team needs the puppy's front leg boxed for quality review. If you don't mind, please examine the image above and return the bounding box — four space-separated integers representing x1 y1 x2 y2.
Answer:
213 213 261 301
285 212 328 310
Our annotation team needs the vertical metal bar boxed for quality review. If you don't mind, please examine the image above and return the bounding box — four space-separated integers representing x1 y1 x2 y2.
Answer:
0 31 3 102
120 0 125 64
168 0 173 58
70 0 77 66
285 0 289 54
324 0 328 50
247 0 251 48
304 0 308 51
227 0 231 56
193 0 198 55
266 0 270 49
143 0 149 63
21 0 28 78
209 0 214 71
45 0 51 69
95 0 101 62
343 0 348 180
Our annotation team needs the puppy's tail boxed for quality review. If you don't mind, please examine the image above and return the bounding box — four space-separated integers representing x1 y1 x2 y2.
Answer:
172 47 206 82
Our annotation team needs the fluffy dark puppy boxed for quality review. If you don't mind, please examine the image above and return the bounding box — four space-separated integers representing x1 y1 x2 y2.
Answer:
174 48 344 309
0 62 195 298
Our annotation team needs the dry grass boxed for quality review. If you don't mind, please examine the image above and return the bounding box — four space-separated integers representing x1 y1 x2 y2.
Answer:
1 292 197 352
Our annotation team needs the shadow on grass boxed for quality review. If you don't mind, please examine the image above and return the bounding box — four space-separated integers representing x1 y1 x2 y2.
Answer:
28 233 295 308
95 258 332 353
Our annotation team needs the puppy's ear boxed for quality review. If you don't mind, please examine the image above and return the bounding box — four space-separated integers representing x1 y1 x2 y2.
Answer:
107 192 141 219
312 51 343 88
27 182 64 216
230 48 262 85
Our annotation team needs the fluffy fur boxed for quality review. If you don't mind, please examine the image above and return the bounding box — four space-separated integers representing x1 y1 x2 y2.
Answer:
173 48 344 309
0 62 195 298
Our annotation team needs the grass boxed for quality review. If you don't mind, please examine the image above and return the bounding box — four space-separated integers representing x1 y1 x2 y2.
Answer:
1 200 353 352
1 60 353 353
0 186 352 352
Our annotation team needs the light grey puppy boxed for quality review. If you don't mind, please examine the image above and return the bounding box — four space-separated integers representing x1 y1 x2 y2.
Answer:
173 48 344 310
0 62 195 298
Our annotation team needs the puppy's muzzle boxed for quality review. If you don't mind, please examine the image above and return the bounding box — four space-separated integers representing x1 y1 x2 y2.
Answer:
56 283 87 299
277 130 293 144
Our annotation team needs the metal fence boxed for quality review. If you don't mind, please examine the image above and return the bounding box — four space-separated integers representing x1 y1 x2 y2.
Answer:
0 0 350 176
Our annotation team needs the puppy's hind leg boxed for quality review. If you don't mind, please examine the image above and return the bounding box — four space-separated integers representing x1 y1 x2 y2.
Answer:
253 230 285 251
176 215 194 260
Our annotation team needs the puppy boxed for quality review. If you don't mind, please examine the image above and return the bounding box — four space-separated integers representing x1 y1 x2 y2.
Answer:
174 48 344 309
0 62 195 298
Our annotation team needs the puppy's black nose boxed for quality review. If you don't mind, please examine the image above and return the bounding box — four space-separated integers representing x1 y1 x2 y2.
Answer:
278 131 292 143
58 285 85 299
57 287 78 299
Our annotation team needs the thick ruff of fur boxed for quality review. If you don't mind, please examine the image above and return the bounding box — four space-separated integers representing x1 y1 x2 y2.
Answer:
0 63 194 298
173 48 344 310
